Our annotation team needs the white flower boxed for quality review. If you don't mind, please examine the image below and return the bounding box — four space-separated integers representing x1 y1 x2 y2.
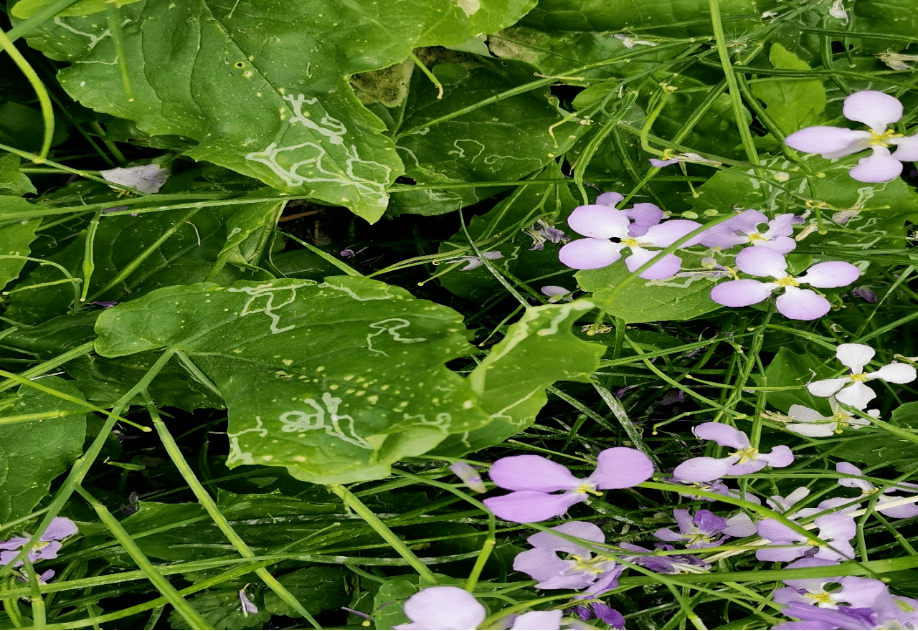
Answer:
785 397 878 437
807 343 917 408
785 90 918 183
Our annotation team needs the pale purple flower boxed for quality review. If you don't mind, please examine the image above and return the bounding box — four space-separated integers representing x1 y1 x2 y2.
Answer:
483 448 654 523
709 248 860 320
672 423 794 483
666 477 763 505
773 602 878 630
439 251 504 271
0 518 78 567
541 286 573 303
723 512 758 537
395 586 563 630
785 90 918 183
571 603 625 628
449 462 487 493
558 203 702 279
648 152 720 168
699 210 797 254
785 397 878 437
525 220 569 250
513 521 620 590
654 509 729 549
776 558 889 611
594 192 666 237
836 462 918 519
850 286 878 303
239 589 259 616
756 512 856 562
807 343 917 408
100 164 170 194
765 487 860 520
617 542 709 574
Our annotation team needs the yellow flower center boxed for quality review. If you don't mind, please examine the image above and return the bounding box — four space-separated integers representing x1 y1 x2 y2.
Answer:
773 276 800 287
729 447 759 463
575 482 602 497
868 129 903 148
686 531 713 545
569 554 610 574
31 541 50 552
620 237 640 248
746 232 766 242
849 373 868 382
805 591 835 606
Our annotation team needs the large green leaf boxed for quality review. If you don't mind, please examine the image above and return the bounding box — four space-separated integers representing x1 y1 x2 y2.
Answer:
432 300 604 455
94 277 490 483
0 218 39 292
0 154 36 196
0 377 87 524
750 43 826 136
22 1 533 223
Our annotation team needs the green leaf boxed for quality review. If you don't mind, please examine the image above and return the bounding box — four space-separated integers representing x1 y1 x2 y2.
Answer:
11 0 142 18
263 566 350 618
577 251 724 324
0 218 39 292
750 43 826 135
432 300 603 455
94 277 490 483
23 1 529 222
166 589 268 630
219 199 283 267
760 347 831 415
0 377 87 524
390 56 573 217
0 154 36 196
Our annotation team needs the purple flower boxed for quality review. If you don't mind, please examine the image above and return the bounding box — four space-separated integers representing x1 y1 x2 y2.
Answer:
449 462 487 493
0 518 78 568
513 521 620 590
483 448 654 523
672 423 794 482
710 248 860 320
395 587 563 630
100 164 170 194
571 603 625 628
776 558 889 610
654 509 729 549
850 286 878 303
648 152 720 168
807 343 916 408
774 602 879 630
699 210 797 254
665 477 763 505
238 589 259 616
525 220 569 250
617 542 710 574
785 90 918 183
595 192 665 237
836 462 918 519
756 512 856 562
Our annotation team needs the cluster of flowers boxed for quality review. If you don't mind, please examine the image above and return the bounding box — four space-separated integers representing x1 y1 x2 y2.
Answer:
405 340 918 629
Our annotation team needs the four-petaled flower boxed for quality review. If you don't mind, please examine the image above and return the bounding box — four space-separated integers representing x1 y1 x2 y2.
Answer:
756 512 856 562
785 90 918 183
699 210 797 254
0 517 78 568
673 423 794 483
483 448 654 523
836 462 918 519
654 509 729 549
775 558 889 610
710 248 860 320
807 343 917 408
784 397 878 437
513 521 621 590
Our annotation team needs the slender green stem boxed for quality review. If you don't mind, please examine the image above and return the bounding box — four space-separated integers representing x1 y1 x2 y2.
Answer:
409 52 443 99
0 27 54 160
22 559 46 629
328 483 438 584
80 210 103 303
146 394 321 629
0 341 95 394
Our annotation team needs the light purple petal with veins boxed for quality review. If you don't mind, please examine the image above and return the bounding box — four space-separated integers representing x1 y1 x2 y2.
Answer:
41 518 78 542
723 512 757 537
843 90 903 131
850 149 904 183
694 422 749 449
483 490 584 523
868 362 917 383
837 343 875 372
835 381 876 408
526 521 605 553
836 462 874 493
766 214 796 237
891 134 918 161
398 587 485 630
589 447 655 489
568 205 631 239
654 527 684 542
642 219 704 247
488 455 582 492
759 445 794 468
711 279 776 307
797 261 861 288
785 126 871 159
595 192 624 207
673 457 733 482
514 548 579 584
776 286 831 320
559 239 624 270
625 249 683 279
736 247 788 278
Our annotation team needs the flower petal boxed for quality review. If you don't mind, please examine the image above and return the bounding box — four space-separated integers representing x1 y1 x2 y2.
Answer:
510 610 563 630
642 219 704 247
595 192 624 207
40 517 78 542
843 90 903 131
625 249 683 280
797 261 861 288
807 377 848 398
835 382 876 408
488 455 582 492
710 279 775 307
736 247 788 278
401 587 486 630
776 287 831 320
568 205 631 239
868 362 917 384
694 422 749 449
526 521 605 553
759 445 794 468
558 239 624 270
890 133 918 161
589 447 655 489
514 547 577 582
788 405 828 422
785 126 871 159
484 490 583 523
624 203 665 229
849 149 903 183
786 422 836 437
836 343 875 373
673 457 732 483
